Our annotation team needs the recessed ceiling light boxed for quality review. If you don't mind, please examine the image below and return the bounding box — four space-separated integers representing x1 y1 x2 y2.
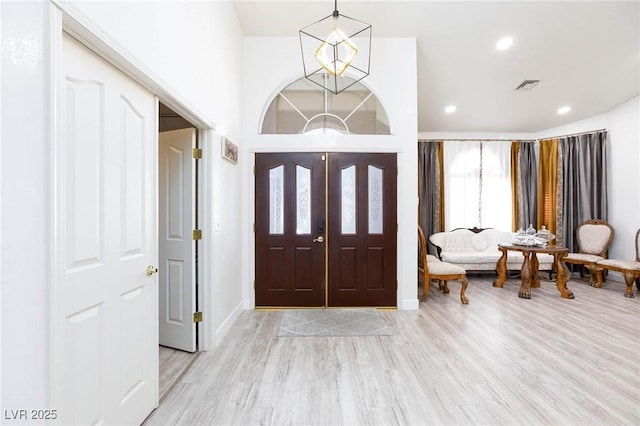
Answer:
445 105 457 114
496 36 514 50
557 106 571 115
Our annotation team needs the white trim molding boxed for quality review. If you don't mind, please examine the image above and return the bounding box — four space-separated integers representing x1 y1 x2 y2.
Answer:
51 0 214 131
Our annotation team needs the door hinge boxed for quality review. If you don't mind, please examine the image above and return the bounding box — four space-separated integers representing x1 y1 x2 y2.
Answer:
253 165 256 175
193 229 202 240
193 148 203 159
193 311 203 323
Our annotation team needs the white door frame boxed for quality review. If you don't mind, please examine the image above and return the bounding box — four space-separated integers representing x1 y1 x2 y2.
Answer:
50 0 217 409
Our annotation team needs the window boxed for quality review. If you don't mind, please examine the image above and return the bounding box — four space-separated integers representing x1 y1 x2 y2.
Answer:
261 77 390 135
444 141 512 231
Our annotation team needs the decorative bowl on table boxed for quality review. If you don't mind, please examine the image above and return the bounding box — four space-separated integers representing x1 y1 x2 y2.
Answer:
513 225 554 247
513 234 543 246
533 226 555 246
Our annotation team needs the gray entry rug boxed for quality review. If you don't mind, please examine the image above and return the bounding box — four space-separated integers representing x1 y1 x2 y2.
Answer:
277 308 393 337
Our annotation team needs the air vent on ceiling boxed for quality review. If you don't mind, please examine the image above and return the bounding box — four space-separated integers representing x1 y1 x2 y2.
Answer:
515 80 541 91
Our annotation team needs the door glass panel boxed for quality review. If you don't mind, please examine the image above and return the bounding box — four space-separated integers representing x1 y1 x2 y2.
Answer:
296 165 311 234
269 165 284 234
368 165 383 234
341 165 356 234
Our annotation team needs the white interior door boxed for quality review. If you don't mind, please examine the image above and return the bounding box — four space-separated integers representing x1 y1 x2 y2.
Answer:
57 33 158 425
159 129 197 352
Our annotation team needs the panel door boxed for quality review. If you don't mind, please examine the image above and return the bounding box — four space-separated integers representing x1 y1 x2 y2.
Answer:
255 152 397 307
57 33 158 425
255 153 326 307
328 153 397 307
159 129 197 352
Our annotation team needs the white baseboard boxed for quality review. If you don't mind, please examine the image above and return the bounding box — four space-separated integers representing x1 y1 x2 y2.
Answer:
242 298 253 310
211 301 245 349
400 298 420 310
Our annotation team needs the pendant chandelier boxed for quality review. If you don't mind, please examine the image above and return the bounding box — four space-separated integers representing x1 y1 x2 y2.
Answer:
299 0 372 94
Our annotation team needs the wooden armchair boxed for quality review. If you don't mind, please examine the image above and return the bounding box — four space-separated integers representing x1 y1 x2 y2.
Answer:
418 225 469 304
563 219 615 287
595 229 640 298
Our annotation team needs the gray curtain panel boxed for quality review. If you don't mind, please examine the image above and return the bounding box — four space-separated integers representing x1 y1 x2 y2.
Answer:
518 142 538 230
558 131 608 252
418 141 441 253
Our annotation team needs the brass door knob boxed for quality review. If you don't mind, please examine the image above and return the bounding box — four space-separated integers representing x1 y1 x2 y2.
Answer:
146 265 158 276
313 236 324 243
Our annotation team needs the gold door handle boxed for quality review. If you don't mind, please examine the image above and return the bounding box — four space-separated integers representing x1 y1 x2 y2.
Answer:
313 236 324 243
146 265 158 276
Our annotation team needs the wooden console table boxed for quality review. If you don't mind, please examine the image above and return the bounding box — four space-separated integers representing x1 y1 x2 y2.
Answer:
493 244 574 299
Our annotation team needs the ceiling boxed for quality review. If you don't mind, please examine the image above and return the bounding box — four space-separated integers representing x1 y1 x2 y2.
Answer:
233 1 639 133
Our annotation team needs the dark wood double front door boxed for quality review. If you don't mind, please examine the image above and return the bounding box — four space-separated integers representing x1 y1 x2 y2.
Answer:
255 153 397 307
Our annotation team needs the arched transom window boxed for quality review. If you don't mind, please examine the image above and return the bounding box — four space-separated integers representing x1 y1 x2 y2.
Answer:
261 76 390 135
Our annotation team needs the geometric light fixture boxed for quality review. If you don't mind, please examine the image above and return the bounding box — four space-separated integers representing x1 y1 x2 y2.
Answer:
299 0 372 94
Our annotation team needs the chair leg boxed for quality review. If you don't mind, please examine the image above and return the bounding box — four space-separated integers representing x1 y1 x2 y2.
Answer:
441 280 450 294
459 276 469 304
422 272 430 301
623 272 637 298
587 265 603 288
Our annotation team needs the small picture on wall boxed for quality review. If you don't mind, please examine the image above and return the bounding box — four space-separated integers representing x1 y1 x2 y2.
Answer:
222 137 238 164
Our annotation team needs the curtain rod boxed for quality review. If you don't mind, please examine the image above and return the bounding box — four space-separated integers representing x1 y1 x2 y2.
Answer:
540 128 607 141
418 138 536 142
419 128 607 143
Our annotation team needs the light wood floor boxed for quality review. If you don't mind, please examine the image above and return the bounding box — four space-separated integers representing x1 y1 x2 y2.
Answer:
145 276 640 425
159 346 199 402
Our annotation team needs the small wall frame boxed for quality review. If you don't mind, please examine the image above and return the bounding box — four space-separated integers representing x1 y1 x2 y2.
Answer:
222 137 238 164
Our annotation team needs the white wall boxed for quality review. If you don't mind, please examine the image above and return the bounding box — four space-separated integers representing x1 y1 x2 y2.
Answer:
0 0 3 408
605 97 640 261
209 134 244 342
241 37 419 310
67 1 242 131
0 0 3 407
1 0 246 410
535 96 640 263
1 0 54 413
418 131 535 141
